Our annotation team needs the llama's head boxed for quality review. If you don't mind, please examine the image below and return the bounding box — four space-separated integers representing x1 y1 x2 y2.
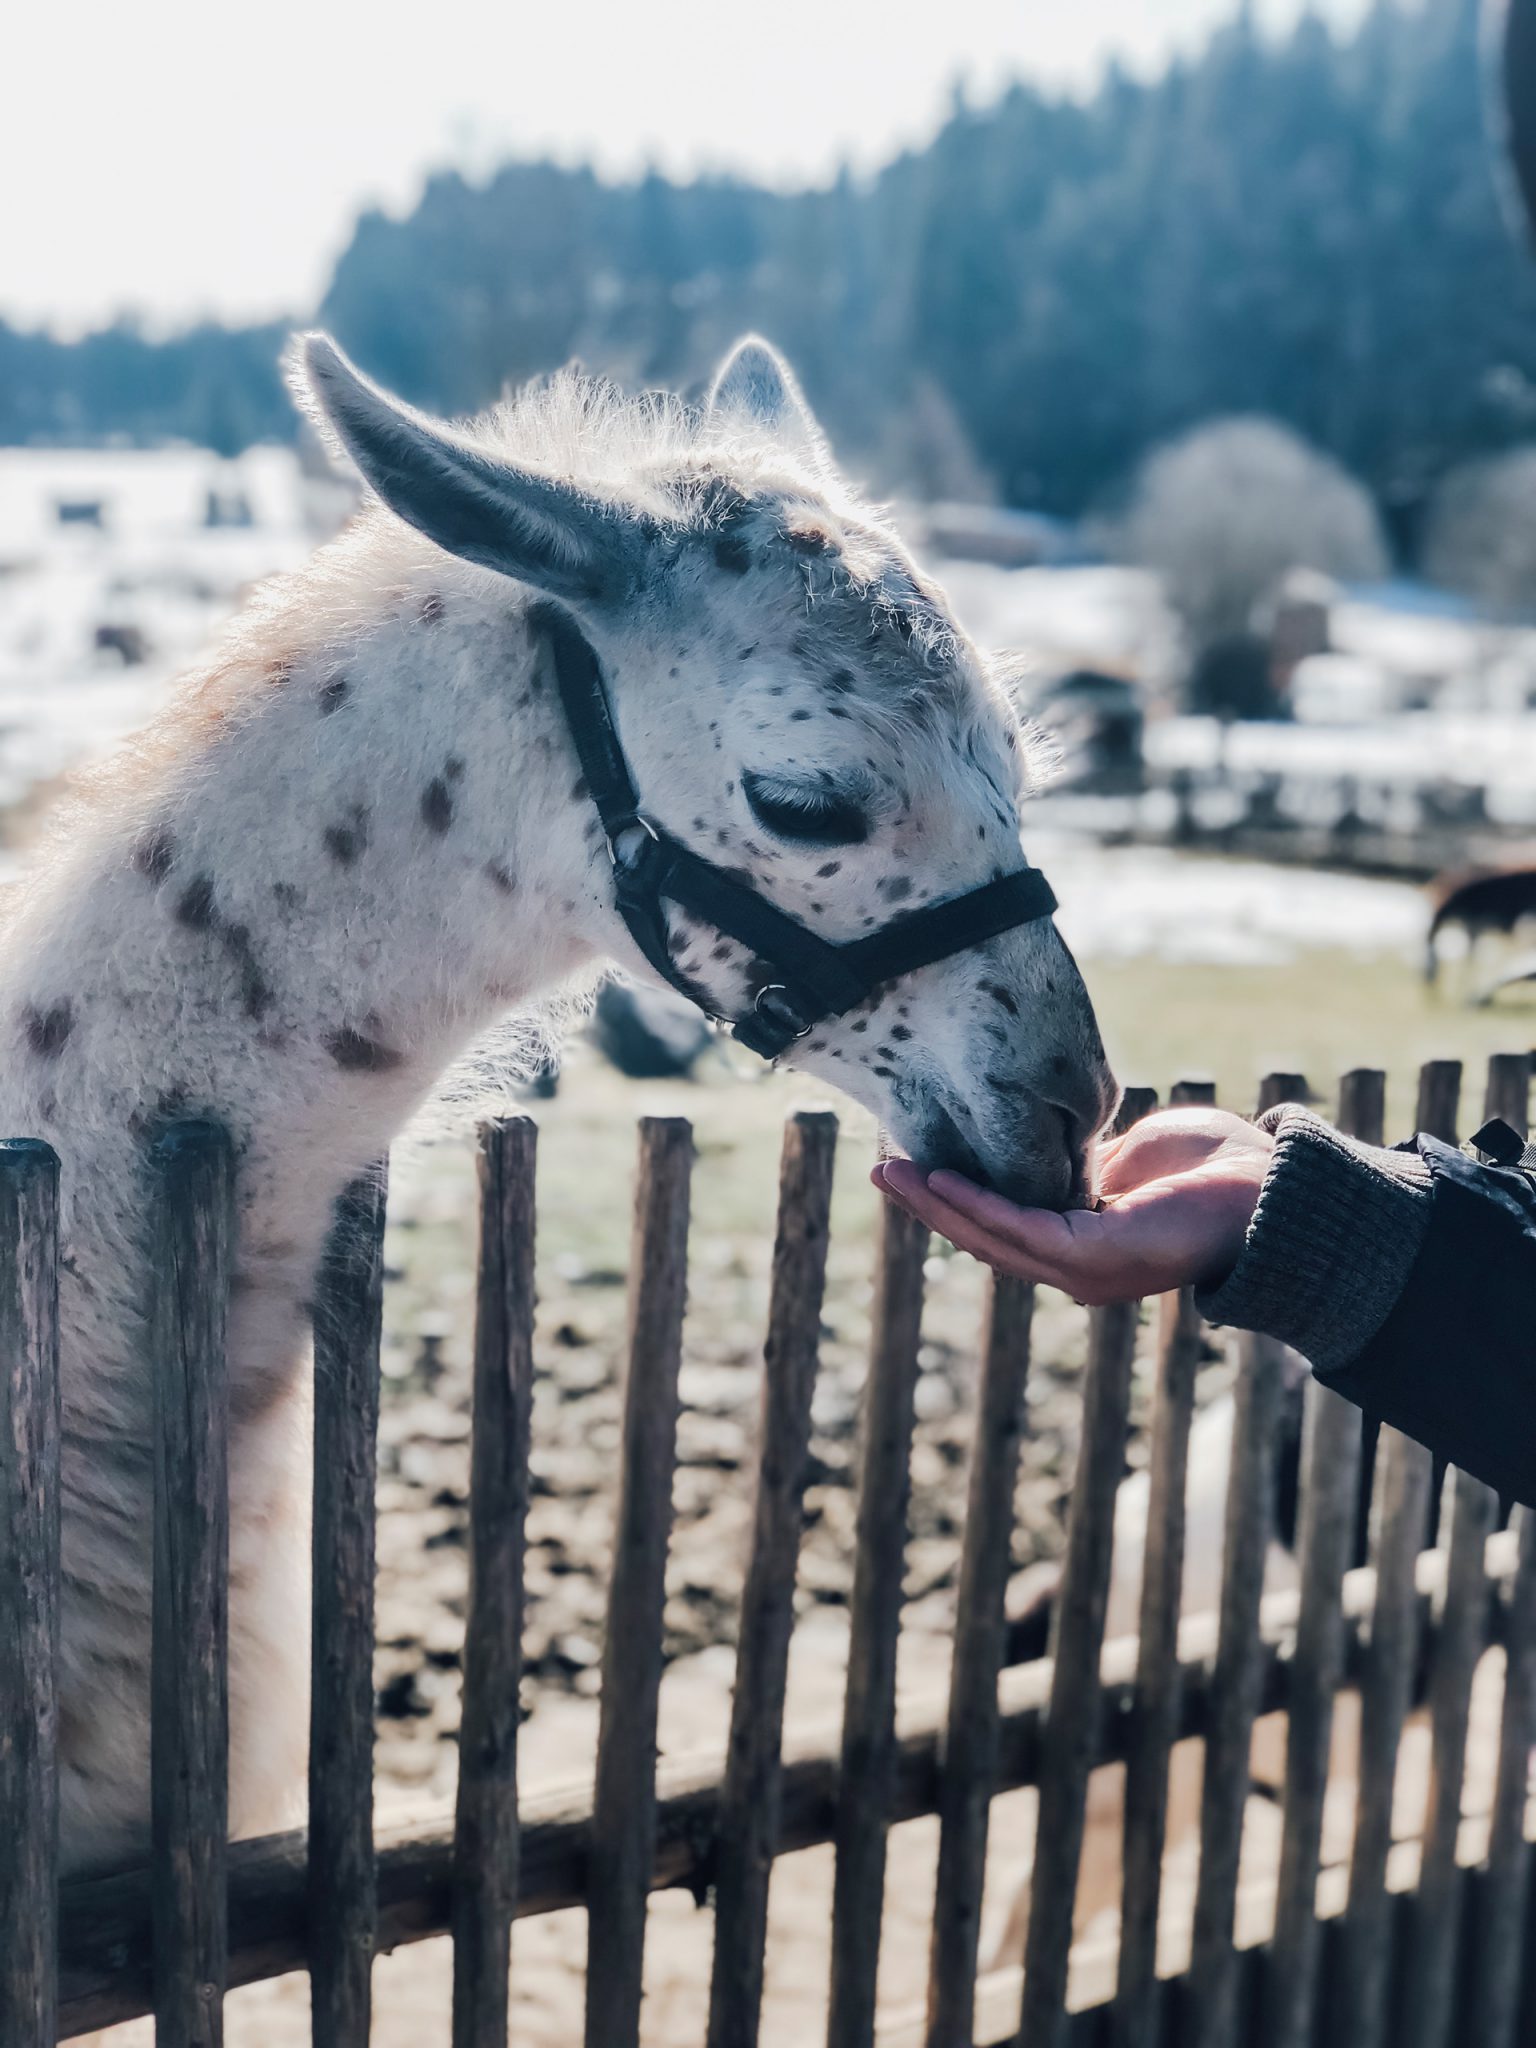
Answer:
293 332 1116 1205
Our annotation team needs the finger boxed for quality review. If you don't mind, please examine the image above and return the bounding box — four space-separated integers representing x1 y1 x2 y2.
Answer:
924 1168 1190 1299
872 1166 1071 1285
924 1170 1099 1259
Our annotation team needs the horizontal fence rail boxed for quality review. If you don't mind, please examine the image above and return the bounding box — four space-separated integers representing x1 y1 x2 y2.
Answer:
17 1049 1536 2047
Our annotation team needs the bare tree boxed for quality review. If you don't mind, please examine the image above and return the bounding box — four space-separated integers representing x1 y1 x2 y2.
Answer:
1117 416 1388 650
1422 446 1536 609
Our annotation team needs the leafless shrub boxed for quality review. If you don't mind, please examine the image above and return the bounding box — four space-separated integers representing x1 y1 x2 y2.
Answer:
1422 446 1536 609
1116 416 1388 649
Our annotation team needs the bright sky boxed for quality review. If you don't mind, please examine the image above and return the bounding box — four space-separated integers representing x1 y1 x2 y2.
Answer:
5 0 1367 333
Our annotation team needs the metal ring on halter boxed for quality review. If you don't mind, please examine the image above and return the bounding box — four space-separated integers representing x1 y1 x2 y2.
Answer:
607 814 660 870
752 984 815 1040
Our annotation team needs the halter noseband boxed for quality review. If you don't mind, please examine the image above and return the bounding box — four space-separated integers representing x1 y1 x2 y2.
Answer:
534 601 1060 1061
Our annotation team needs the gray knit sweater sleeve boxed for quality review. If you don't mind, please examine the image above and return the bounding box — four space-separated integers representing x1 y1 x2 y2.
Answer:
1194 1106 1433 1370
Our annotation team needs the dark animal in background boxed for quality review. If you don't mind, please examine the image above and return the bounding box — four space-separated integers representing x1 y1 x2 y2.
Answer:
1424 865 1536 994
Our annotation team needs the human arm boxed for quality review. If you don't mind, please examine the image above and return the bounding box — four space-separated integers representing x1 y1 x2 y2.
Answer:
875 1104 1536 1504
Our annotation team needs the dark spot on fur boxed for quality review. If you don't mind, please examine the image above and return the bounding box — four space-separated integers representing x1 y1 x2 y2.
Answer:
828 669 855 695
175 876 217 930
738 644 757 662
984 982 1020 1017
421 779 454 834
273 881 301 909
324 808 369 866
872 1065 896 1079
445 756 465 781
852 1020 868 1034
816 860 842 878
319 673 349 715
878 876 913 903
133 825 176 884
485 863 516 894
891 1024 913 1041
711 941 733 962
420 592 445 625
222 924 273 1020
326 1027 403 1074
24 1001 73 1058
877 1044 895 1058
790 709 811 722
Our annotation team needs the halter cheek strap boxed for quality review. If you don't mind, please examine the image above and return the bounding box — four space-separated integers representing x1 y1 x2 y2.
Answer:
532 601 1060 1061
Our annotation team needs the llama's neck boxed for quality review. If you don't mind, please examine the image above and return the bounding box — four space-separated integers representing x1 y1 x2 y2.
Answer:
2 553 605 1421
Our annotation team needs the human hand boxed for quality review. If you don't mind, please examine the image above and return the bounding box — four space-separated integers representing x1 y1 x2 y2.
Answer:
872 1106 1275 1305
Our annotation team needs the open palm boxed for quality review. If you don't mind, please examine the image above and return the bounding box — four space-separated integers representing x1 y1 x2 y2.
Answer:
874 1107 1274 1305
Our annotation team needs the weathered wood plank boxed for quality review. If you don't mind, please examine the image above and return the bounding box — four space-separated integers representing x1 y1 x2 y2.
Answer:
1262 1072 1375 2048
452 1120 537 2048
1187 1073 1305 2048
308 1165 387 2048
1018 1085 1158 2048
1112 1077 1213 2048
59 1528 1530 2037
585 1118 693 2048
924 1269 1036 2048
151 1122 235 2048
707 1110 838 2048
1468 1504 1536 2048
1483 1050 1531 1134
0 1140 60 2048
1414 1060 1462 1145
1400 1464 1496 2048
1339 1421 1435 2048
827 1194 930 2048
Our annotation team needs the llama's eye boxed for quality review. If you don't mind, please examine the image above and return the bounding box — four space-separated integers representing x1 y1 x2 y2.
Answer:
743 770 869 847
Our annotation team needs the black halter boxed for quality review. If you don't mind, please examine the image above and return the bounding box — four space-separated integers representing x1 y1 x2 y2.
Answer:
534 602 1060 1061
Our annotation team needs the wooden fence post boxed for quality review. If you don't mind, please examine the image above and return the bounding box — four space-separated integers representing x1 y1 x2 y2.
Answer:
585 1118 693 2048
1264 1071 1376 2048
1018 1085 1158 2048
1113 1077 1214 2048
151 1121 235 2048
452 1119 538 2048
1469 1504 1536 2047
0 1140 60 2048
1188 1073 1306 2048
708 1110 839 2048
309 1165 388 2048
826 1190 930 2048
925 1268 1036 2048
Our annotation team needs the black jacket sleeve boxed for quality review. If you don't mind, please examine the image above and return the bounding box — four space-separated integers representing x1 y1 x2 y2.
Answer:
1317 1136 1536 1506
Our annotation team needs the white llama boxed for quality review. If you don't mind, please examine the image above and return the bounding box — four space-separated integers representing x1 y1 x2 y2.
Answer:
0 333 1116 1879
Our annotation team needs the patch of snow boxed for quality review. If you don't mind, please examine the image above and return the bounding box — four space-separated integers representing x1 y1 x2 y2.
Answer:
1031 829 1426 968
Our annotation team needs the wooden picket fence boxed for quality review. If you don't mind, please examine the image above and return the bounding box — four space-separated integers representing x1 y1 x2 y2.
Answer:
2 1054 1535 2047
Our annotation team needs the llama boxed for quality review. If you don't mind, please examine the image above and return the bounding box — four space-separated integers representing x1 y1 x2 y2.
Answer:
1 333 1116 1879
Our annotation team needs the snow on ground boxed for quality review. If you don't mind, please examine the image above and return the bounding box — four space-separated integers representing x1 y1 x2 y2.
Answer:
0 443 339 817
1032 828 1424 968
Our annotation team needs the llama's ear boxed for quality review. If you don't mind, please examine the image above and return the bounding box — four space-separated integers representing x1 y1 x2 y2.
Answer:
286 333 640 604
706 335 831 469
